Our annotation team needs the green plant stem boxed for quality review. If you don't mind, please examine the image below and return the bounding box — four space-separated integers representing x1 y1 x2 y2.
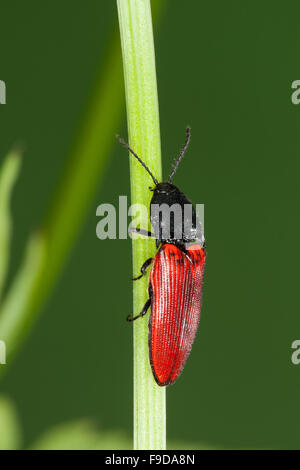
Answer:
0 33 124 364
117 0 166 450
0 148 22 301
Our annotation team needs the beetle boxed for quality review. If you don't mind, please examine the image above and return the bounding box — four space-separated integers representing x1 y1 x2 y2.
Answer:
116 127 206 386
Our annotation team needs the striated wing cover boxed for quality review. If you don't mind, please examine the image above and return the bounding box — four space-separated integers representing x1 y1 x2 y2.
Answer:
149 243 206 385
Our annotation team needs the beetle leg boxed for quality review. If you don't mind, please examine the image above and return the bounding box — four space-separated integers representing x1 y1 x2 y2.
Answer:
127 298 151 322
129 227 155 238
156 238 162 249
132 257 153 281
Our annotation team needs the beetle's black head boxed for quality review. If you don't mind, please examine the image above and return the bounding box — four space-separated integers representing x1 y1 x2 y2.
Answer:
150 182 182 209
152 182 178 195
150 180 202 247
117 128 204 247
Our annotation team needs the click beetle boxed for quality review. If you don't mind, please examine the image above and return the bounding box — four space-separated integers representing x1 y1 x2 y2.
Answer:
117 127 206 386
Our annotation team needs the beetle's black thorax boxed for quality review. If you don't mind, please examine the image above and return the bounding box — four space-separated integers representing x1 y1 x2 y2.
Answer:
150 182 203 248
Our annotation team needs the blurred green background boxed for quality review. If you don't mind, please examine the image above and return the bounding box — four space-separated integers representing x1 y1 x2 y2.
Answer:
0 0 298 449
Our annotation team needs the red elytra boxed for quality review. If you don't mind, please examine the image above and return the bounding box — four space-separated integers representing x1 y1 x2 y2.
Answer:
149 243 206 386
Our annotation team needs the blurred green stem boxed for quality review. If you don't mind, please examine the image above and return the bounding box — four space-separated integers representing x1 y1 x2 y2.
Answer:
0 33 124 364
117 0 166 450
0 148 22 302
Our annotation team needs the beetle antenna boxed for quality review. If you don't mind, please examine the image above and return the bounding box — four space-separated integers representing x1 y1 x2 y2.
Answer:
168 126 191 183
116 135 158 186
